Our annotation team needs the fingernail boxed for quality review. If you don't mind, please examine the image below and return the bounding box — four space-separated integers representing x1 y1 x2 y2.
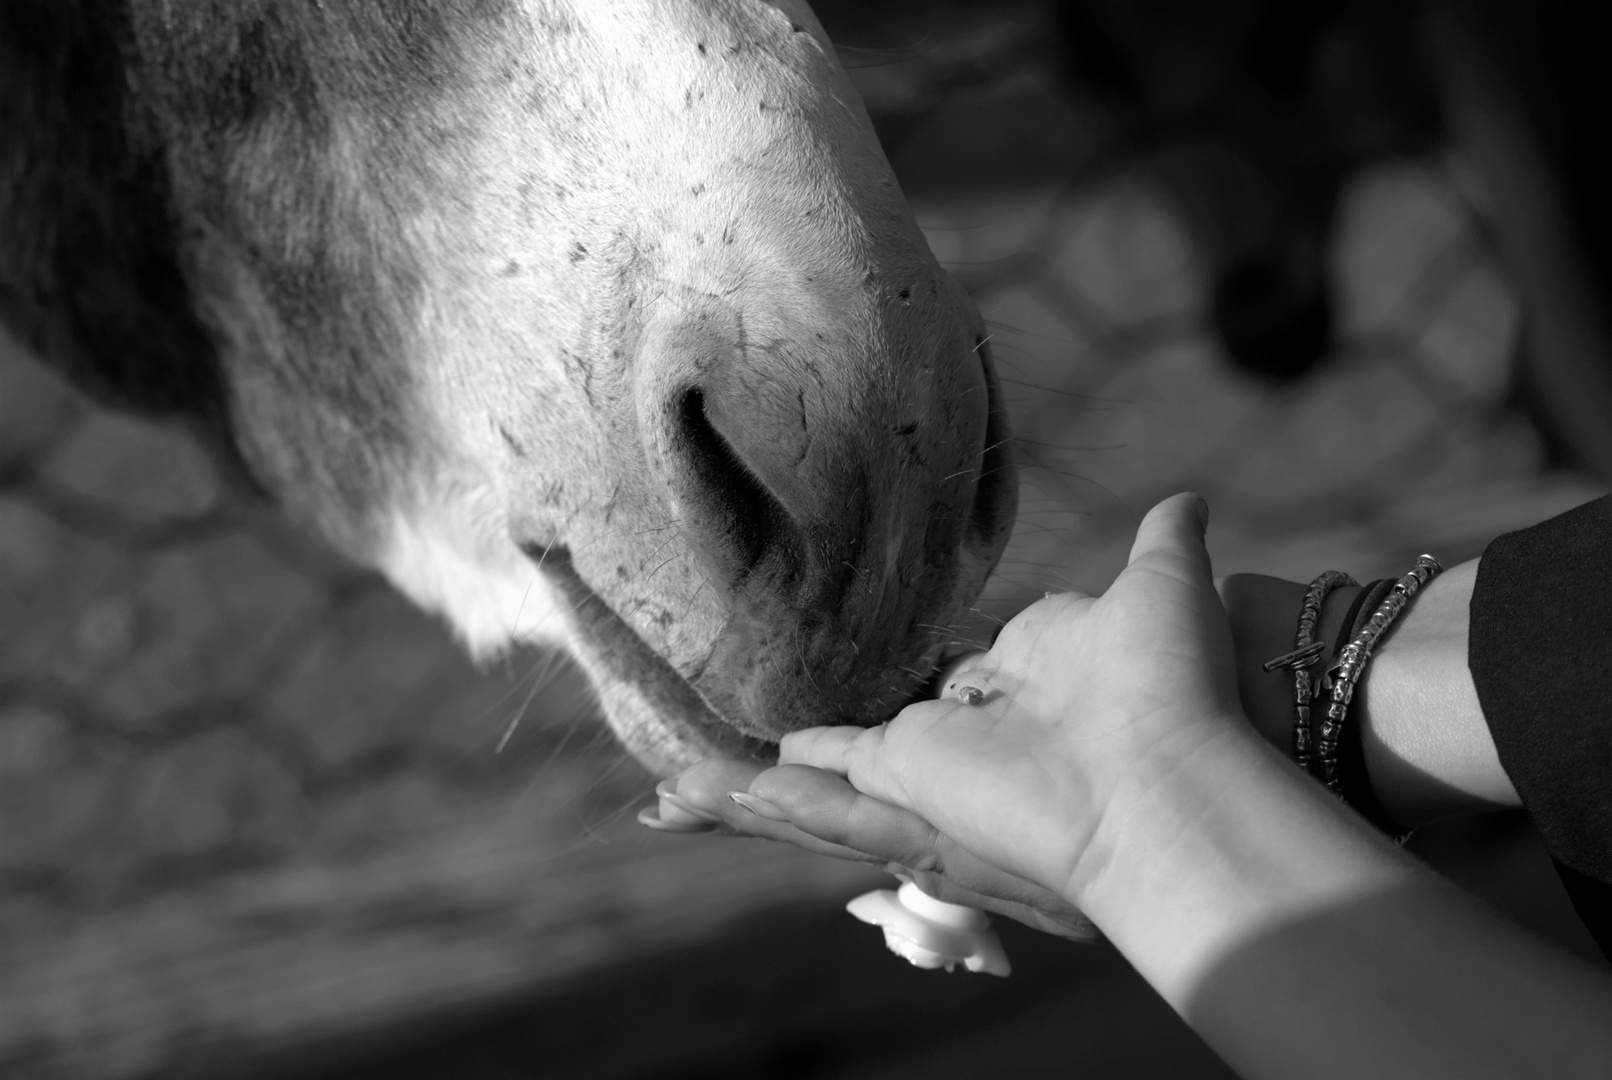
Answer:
1194 497 1210 532
727 791 790 822
661 791 723 823
637 805 718 833
655 779 722 822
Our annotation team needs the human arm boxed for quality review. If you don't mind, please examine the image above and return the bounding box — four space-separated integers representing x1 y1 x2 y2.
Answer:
1056 695 1612 1080
664 495 1612 1079
1219 557 1521 827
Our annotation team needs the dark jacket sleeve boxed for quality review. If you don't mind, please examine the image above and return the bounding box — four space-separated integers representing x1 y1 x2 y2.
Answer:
1470 495 1612 959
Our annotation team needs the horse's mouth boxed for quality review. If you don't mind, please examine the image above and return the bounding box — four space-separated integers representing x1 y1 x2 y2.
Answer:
537 544 774 774
533 545 969 775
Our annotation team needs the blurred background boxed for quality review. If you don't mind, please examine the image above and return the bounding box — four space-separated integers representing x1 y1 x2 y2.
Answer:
2 1 1608 1077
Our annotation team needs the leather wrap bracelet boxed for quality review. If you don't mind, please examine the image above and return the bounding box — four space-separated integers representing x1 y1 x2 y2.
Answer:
1264 555 1442 842
1263 570 1357 772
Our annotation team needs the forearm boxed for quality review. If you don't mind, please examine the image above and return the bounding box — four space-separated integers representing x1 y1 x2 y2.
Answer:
1355 558 1519 820
1071 726 1612 1080
1222 558 1519 825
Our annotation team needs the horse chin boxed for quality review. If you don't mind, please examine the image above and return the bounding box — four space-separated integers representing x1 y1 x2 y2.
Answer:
372 493 973 777
542 547 775 777
542 548 965 777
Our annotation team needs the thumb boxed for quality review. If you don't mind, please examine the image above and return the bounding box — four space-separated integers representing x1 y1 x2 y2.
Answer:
1126 492 1213 583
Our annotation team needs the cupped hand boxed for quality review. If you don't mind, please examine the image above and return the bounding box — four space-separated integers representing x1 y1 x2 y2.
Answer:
655 493 1254 919
659 753 1097 940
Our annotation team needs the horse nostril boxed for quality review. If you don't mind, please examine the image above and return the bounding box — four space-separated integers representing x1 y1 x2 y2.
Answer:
676 386 792 580
967 339 1015 547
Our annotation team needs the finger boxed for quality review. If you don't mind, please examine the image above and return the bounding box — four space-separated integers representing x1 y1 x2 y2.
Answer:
777 724 886 780
640 760 766 835
694 763 896 863
751 764 1037 905
650 757 884 860
1126 492 1213 582
641 777 722 832
668 756 767 815
712 809 895 864
750 765 1096 940
750 764 948 869
904 870 1099 942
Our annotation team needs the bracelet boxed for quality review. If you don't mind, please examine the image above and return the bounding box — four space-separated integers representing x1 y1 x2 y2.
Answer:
1313 555 1443 795
1264 560 1440 843
1262 570 1357 773
1332 579 1417 842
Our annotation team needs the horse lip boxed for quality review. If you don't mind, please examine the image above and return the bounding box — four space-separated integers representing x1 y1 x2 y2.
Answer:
529 547 985 768
536 545 775 770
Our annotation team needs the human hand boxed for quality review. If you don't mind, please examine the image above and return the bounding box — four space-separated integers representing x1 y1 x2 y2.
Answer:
652 753 1096 940
656 493 1257 917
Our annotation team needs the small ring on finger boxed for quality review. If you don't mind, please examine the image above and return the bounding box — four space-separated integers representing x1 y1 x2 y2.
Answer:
954 684 986 706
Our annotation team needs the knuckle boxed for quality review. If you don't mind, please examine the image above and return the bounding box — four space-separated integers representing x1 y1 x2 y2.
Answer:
903 826 948 875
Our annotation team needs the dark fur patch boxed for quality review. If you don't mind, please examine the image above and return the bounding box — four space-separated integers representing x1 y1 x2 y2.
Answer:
2 0 516 549
0 2 226 424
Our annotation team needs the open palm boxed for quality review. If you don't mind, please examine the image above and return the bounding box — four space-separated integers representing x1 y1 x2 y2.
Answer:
665 494 1247 924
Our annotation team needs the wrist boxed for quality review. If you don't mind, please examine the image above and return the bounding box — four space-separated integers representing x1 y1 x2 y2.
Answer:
1221 574 1360 756
1224 561 1519 827
1070 713 1612 1078
1063 717 1272 910
1353 559 1519 821
1066 722 1419 1005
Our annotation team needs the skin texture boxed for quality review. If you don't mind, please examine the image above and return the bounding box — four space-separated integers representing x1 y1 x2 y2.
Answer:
1 1 1016 773
665 496 1612 1079
666 538 1526 928
1220 560 1520 825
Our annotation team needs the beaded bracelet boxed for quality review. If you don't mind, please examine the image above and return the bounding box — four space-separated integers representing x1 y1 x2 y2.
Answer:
1313 555 1442 793
1320 578 1396 777
1264 557 1441 842
1262 570 1357 773
1331 579 1416 842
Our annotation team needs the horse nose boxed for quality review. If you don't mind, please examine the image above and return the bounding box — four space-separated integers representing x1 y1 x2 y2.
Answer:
642 313 1005 596
670 380 802 582
636 302 1014 736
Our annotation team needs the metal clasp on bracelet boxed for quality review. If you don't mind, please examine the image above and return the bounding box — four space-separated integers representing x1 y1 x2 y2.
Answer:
1261 640 1326 673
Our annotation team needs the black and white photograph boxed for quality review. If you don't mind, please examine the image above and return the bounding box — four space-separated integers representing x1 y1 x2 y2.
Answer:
3 2 1609 1077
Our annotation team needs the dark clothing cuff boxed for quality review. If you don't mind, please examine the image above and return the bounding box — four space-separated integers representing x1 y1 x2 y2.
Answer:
1470 495 1612 956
